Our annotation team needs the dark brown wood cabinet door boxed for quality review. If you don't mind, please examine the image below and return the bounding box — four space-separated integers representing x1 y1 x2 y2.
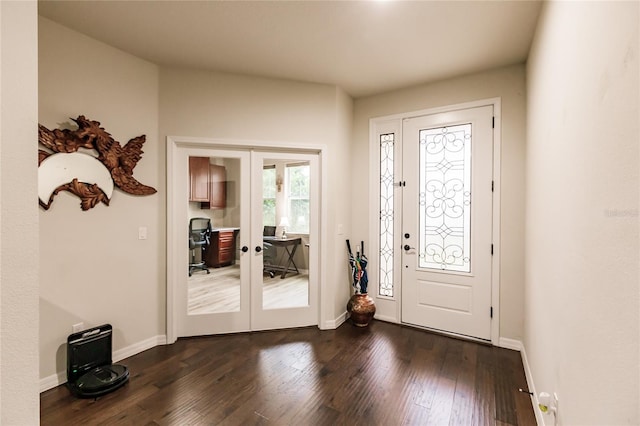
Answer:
189 157 210 202
218 249 233 264
204 231 220 267
205 230 237 267
208 164 226 208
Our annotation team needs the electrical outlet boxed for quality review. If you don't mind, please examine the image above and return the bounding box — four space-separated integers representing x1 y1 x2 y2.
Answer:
72 322 84 333
138 226 148 240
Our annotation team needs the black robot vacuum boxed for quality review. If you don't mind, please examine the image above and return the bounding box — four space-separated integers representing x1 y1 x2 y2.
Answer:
66 324 129 398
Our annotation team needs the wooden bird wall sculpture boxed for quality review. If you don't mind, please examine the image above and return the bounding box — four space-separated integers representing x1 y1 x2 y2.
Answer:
38 115 157 211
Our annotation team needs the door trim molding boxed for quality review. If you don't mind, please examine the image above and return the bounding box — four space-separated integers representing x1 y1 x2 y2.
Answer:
166 136 328 344
368 97 502 346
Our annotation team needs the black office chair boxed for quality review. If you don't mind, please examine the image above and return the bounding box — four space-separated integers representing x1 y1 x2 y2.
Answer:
189 218 211 276
263 226 277 278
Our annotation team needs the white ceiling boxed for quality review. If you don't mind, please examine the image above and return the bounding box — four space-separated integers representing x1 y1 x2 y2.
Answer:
38 0 542 98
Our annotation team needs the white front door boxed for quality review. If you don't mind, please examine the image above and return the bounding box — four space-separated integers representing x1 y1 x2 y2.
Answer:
401 105 494 340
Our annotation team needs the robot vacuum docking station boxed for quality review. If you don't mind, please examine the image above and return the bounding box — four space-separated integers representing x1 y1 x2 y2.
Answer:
66 324 129 398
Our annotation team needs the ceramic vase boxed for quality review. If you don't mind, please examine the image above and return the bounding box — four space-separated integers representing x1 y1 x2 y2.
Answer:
347 293 376 327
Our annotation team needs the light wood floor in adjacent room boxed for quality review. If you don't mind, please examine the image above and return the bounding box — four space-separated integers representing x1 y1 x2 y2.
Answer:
40 321 536 425
188 265 309 314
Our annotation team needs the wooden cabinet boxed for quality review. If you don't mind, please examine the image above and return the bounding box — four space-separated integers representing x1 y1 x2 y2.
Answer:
205 229 238 268
206 164 226 209
189 157 210 202
189 157 226 209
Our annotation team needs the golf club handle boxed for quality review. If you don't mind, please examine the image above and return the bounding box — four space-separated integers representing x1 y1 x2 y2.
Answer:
346 239 353 256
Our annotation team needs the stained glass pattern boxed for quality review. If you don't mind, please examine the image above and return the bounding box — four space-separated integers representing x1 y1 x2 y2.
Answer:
379 133 395 296
418 124 472 272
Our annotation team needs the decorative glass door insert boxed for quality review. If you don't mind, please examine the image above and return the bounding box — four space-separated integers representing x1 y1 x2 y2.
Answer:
418 124 472 273
379 133 395 296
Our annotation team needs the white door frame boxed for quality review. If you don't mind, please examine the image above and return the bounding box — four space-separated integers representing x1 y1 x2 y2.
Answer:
166 136 328 344
368 98 502 345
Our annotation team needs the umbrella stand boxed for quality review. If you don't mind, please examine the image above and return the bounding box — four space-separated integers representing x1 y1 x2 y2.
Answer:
346 239 376 327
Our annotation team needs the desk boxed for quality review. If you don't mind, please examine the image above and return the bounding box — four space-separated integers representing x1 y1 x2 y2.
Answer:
263 236 302 279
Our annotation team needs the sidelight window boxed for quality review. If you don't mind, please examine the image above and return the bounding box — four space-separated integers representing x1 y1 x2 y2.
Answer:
379 133 395 297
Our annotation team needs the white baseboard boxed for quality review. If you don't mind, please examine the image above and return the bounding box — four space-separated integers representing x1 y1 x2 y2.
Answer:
322 311 348 329
112 334 167 363
520 341 545 426
498 338 543 426
498 337 523 351
39 371 67 393
40 334 167 393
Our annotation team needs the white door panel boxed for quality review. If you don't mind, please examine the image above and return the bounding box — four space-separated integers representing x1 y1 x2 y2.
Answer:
179 149 251 336
251 151 319 330
416 280 472 313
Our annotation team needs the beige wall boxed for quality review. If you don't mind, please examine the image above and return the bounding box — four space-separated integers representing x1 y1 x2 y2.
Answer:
39 18 163 380
333 87 356 317
353 65 527 340
526 1 639 424
159 69 353 325
0 2 40 423
37 19 356 386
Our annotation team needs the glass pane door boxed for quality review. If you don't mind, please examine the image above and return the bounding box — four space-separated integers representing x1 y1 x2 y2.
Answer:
180 149 251 336
251 152 319 330
176 148 318 337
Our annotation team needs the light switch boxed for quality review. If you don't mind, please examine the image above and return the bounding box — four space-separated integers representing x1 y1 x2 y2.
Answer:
138 226 148 240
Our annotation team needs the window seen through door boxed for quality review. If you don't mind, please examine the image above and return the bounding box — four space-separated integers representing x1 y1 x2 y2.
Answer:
263 166 276 226
286 163 310 234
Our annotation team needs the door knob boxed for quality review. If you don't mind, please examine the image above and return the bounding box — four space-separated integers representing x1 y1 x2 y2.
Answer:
241 246 248 253
403 244 415 251
255 246 262 253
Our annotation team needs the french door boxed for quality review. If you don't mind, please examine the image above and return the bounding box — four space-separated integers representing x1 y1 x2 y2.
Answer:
179 148 251 336
251 152 319 330
176 147 318 337
401 105 494 340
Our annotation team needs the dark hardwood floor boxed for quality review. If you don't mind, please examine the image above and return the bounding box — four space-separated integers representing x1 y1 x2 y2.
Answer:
41 321 536 425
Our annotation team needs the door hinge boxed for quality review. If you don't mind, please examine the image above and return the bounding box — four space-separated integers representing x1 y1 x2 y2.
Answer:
491 244 494 255
491 180 494 192
492 117 495 128
490 307 493 318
